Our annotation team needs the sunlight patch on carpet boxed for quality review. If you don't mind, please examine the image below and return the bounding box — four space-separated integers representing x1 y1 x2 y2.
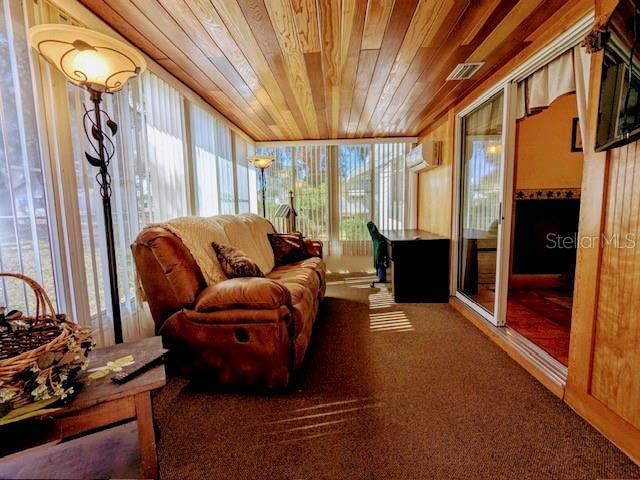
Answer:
368 289 395 309
369 311 414 332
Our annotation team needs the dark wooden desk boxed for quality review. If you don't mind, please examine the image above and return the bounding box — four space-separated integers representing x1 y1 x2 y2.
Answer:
380 229 450 303
0 336 166 479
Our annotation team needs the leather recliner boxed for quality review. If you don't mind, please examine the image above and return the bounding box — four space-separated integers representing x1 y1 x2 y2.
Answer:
131 214 326 389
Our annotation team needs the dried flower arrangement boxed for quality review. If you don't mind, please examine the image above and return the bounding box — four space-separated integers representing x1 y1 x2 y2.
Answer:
0 273 94 424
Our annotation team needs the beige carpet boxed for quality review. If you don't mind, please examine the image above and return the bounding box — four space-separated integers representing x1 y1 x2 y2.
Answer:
153 281 640 479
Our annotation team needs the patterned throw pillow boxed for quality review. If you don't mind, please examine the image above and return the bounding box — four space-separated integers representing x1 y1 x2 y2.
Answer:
212 242 264 278
267 232 309 266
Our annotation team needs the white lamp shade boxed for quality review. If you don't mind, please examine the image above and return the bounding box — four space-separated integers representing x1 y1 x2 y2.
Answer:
28 24 146 93
249 155 275 169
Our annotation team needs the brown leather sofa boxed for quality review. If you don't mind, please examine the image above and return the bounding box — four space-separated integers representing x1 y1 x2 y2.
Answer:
131 214 326 389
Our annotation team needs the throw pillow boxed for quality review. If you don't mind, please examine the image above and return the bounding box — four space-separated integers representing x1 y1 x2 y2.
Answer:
212 242 264 278
267 232 309 266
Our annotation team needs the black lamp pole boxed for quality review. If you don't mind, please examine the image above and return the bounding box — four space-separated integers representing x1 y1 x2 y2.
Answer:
260 167 267 218
85 89 123 344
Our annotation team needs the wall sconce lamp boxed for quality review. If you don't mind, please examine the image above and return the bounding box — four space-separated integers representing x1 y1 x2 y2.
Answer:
29 25 146 343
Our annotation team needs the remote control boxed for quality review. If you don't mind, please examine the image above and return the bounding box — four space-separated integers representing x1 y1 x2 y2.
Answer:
111 350 167 384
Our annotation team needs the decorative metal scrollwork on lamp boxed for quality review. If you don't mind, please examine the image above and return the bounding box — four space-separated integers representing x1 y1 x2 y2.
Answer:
29 25 147 344
248 155 275 218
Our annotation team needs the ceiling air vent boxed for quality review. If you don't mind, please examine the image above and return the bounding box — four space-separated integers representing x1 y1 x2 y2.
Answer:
446 62 484 81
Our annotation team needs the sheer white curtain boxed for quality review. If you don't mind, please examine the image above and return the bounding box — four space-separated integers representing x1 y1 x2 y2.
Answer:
0 0 57 313
573 46 590 148
515 47 589 121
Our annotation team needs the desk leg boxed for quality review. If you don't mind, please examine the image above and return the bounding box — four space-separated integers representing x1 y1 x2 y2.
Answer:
135 392 158 479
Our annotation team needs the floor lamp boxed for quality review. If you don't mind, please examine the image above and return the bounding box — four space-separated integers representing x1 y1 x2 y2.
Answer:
29 25 146 344
248 155 274 217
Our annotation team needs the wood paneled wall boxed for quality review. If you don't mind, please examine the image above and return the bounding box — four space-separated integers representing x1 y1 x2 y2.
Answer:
564 0 640 465
590 140 640 429
417 110 454 237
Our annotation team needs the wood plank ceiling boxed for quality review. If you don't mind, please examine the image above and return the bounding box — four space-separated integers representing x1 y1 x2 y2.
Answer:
79 0 577 141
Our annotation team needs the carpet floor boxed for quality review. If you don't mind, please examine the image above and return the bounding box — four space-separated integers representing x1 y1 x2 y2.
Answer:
153 280 640 480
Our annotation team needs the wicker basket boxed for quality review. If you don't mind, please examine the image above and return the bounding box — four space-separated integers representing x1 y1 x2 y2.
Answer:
0 273 94 416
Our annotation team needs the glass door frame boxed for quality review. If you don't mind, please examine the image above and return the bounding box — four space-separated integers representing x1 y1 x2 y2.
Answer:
452 82 517 326
450 12 593 327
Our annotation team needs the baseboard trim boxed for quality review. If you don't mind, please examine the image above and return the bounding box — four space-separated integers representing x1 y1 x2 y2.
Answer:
565 384 640 466
450 298 566 399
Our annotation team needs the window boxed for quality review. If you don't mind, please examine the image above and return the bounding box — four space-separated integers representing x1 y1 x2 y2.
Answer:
0 0 57 313
190 102 237 216
256 145 329 239
373 143 407 231
234 134 257 214
338 145 372 254
143 74 188 222
258 143 409 259
191 103 220 216
65 71 191 344
215 122 234 214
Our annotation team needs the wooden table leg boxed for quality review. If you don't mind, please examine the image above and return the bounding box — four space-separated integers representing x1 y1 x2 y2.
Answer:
134 392 158 479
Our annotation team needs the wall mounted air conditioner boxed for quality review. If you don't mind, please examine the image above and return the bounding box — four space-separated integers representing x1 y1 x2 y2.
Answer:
405 140 443 172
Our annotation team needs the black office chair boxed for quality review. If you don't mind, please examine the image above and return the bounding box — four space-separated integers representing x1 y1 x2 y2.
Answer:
367 221 389 288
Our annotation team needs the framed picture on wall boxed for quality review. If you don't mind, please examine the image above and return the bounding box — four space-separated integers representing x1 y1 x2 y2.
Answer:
571 117 583 152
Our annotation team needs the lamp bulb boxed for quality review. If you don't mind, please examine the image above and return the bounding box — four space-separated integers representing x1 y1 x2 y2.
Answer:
71 50 109 83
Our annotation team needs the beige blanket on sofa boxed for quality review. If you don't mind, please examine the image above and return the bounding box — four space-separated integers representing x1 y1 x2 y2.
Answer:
158 216 228 286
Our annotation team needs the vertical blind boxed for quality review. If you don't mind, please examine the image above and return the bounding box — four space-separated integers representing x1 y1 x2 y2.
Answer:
0 0 57 313
256 146 329 240
234 134 257 214
67 74 175 344
258 143 409 258
0 0 259 346
143 74 188 222
190 103 254 217
191 103 221 216
461 93 504 232
214 119 235 215
338 145 372 256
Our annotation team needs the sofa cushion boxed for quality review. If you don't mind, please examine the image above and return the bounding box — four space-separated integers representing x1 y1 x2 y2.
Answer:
268 258 325 290
195 277 291 312
267 263 320 292
212 242 264 278
268 232 309 266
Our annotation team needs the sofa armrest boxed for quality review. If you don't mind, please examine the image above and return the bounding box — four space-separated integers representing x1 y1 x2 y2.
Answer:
195 277 291 312
304 239 323 258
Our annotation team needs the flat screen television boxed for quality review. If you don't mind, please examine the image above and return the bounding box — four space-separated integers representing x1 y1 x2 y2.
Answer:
596 0 640 151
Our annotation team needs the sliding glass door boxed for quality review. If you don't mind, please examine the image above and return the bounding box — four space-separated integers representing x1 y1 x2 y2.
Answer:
457 91 506 324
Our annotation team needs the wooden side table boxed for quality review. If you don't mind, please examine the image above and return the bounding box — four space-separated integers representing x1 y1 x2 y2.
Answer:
0 336 166 479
